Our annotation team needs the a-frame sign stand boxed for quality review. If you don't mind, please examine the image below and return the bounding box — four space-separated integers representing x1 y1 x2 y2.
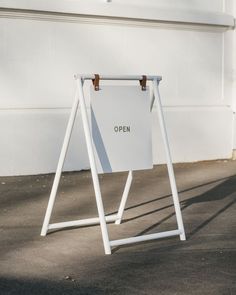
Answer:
41 74 186 255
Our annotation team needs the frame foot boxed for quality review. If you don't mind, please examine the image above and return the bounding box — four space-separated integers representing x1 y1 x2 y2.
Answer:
115 219 122 225
180 232 186 241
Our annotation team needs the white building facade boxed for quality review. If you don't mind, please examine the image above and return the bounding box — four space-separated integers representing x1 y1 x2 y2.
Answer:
0 0 236 176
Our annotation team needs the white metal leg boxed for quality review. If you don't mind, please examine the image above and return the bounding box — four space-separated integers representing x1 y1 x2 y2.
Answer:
115 170 133 225
114 90 156 226
152 79 186 241
150 88 155 112
77 78 111 255
114 92 155 226
41 84 81 236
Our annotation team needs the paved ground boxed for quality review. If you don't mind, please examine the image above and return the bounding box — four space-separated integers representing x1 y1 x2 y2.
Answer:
0 160 236 294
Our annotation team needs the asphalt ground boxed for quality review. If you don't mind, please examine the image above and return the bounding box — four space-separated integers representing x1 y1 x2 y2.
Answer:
0 160 235 294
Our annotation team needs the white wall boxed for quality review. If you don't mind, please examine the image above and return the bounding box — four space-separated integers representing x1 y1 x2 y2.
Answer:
0 0 235 176
231 1 236 150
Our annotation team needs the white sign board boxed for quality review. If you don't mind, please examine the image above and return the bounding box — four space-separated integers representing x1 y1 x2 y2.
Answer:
90 85 153 174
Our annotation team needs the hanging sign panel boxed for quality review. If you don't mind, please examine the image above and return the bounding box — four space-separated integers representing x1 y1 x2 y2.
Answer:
90 85 153 174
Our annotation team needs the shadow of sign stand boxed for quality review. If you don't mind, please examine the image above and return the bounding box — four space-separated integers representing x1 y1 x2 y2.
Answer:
40 74 186 255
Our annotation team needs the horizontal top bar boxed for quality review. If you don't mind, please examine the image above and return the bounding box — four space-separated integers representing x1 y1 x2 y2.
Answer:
74 74 162 82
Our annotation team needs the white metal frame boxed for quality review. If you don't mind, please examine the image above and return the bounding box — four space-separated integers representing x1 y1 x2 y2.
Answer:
41 74 186 255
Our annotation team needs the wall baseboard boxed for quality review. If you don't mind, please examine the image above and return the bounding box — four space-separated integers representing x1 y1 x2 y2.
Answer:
0 106 232 176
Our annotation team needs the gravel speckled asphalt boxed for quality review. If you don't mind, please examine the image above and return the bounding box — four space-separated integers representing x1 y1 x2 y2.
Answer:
0 160 235 294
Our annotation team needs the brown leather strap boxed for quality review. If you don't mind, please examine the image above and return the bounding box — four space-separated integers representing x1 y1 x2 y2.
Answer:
92 74 100 91
139 75 147 91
